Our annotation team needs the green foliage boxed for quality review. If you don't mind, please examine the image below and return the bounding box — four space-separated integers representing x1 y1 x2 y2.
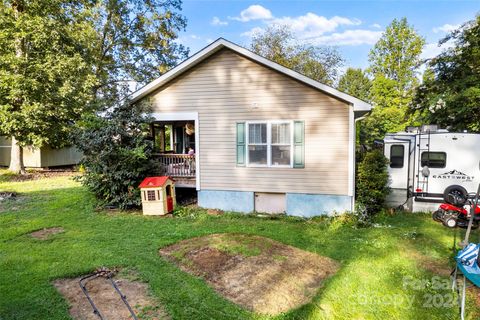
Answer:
0 1 97 148
73 102 157 209
360 105 412 145
368 18 425 99
356 149 390 219
250 25 344 85
337 68 372 102
84 0 189 105
412 15 480 131
0 0 188 172
362 18 425 144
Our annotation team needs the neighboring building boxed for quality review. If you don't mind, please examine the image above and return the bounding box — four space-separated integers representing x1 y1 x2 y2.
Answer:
131 38 372 217
0 136 81 168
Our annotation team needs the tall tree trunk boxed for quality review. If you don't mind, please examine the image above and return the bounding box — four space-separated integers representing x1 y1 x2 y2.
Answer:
9 1 26 174
9 137 25 174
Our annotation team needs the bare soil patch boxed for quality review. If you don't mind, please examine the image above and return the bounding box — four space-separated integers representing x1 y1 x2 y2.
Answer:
2 170 75 182
29 227 65 240
160 233 339 315
54 272 169 320
401 243 451 276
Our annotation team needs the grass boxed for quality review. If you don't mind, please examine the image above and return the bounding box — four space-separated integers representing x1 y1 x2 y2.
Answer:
0 170 479 319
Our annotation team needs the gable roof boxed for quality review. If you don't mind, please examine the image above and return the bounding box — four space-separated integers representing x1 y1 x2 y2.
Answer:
130 38 372 112
139 176 172 188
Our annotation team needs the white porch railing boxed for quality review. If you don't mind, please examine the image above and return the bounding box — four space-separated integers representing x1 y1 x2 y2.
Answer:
154 154 196 178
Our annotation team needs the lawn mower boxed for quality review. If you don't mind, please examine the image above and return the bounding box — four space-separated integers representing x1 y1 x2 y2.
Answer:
432 193 480 229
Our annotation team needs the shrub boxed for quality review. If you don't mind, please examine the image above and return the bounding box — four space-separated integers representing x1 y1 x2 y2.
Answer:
73 102 158 209
356 149 390 221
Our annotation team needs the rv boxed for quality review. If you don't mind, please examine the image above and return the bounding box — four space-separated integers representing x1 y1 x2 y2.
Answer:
384 125 480 212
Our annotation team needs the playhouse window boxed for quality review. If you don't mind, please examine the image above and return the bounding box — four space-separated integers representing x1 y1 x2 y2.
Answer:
421 152 446 168
246 121 292 167
147 190 156 201
390 145 404 168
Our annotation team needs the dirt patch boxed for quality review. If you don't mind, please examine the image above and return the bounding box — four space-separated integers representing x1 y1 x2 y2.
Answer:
160 233 339 315
2 170 75 182
401 243 452 277
54 272 169 320
29 227 65 240
206 209 224 216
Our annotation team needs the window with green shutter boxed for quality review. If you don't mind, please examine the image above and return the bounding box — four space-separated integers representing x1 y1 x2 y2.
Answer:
237 120 305 168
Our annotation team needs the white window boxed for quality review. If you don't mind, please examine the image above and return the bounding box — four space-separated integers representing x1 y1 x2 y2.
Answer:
246 121 293 167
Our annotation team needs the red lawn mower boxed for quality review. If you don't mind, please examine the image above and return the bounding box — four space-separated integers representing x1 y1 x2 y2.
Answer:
432 187 480 228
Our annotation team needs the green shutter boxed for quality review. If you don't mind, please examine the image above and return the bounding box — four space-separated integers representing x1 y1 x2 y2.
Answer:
236 122 246 166
293 121 305 168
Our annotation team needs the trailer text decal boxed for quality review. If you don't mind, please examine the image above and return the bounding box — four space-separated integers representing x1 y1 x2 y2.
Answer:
432 170 474 181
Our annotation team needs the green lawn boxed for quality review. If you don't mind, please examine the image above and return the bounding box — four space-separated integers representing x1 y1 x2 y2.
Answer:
0 171 478 319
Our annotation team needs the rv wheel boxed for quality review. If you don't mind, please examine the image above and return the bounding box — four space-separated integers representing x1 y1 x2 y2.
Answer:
443 216 457 228
443 185 468 203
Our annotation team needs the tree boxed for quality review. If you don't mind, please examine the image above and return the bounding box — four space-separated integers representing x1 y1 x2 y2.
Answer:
250 25 344 85
368 17 425 105
412 15 480 131
337 68 371 102
356 148 390 220
74 101 157 209
362 18 425 144
0 0 97 173
84 0 189 106
0 0 188 173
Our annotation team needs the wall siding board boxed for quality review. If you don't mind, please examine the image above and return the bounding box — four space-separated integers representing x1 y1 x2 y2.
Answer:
147 48 351 195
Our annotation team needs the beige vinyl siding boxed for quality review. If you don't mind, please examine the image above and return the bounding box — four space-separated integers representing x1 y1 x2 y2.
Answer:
148 48 351 195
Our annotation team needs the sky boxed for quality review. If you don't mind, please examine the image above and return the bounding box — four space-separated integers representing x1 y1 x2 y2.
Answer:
176 0 479 70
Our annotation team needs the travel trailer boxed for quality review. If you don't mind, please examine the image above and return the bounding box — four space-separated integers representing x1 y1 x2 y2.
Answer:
384 125 480 212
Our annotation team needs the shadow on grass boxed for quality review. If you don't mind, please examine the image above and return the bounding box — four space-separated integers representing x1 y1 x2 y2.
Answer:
0 180 474 319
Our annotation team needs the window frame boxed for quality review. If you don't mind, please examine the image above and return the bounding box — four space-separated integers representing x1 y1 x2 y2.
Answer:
421 151 447 168
245 120 294 168
389 145 405 168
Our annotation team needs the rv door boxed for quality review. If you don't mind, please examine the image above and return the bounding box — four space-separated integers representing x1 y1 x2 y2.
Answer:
385 142 409 189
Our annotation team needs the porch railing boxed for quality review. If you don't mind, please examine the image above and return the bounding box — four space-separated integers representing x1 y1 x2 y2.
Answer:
154 154 196 178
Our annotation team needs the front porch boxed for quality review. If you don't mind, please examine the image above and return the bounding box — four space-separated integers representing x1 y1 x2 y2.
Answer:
151 117 197 188
153 153 196 187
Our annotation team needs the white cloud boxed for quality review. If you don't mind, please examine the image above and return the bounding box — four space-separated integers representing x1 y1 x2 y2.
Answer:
433 23 460 33
272 13 361 38
231 5 273 22
309 29 383 46
206 38 214 44
371 23 381 29
211 16 228 26
190 34 200 40
421 40 455 60
240 27 264 38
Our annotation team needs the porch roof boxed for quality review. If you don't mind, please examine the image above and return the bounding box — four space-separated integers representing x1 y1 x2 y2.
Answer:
130 38 372 113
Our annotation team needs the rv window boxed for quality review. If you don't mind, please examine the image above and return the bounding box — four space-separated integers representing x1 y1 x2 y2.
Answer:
390 145 404 168
421 152 446 168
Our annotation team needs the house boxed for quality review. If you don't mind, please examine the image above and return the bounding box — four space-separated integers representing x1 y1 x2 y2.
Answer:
0 136 81 168
131 38 372 217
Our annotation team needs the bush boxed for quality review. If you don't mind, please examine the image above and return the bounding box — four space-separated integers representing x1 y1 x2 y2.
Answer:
73 102 158 209
356 149 390 221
